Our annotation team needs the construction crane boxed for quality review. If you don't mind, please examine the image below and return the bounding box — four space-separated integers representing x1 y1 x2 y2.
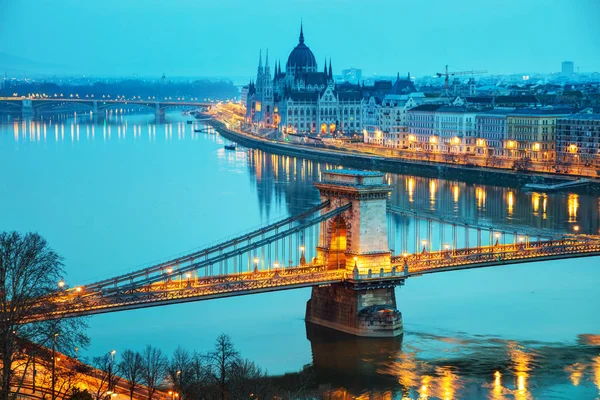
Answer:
436 65 487 90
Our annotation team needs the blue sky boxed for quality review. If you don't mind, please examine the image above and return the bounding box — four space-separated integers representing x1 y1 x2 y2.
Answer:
1 0 599 78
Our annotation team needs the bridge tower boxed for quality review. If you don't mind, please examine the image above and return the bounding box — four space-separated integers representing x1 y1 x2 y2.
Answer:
306 170 403 338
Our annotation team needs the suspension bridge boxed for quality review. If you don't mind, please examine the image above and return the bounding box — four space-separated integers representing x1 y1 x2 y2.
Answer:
26 170 600 337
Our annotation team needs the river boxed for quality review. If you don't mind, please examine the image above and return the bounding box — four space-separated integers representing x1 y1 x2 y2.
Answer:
1 110 599 399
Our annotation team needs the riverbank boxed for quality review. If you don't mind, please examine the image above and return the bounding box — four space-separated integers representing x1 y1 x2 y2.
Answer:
207 119 600 193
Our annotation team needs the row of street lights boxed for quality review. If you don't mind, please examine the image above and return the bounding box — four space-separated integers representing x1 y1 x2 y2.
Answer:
13 93 206 101
251 245 306 272
413 232 527 255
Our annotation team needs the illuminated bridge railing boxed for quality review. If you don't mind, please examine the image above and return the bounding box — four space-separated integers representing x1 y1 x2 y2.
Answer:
27 264 346 322
392 238 600 275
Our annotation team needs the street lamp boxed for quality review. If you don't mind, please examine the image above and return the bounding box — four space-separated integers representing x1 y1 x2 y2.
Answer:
495 232 501 246
299 245 306 266
421 240 427 254
57 280 65 289
253 257 259 272
107 350 116 393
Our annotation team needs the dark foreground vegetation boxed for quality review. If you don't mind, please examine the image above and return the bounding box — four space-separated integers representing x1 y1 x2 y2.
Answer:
0 231 318 400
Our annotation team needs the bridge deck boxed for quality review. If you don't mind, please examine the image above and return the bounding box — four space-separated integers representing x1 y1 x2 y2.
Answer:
26 238 600 323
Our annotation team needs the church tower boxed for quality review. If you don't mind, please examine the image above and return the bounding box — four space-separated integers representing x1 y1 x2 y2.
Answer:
263 50 274 126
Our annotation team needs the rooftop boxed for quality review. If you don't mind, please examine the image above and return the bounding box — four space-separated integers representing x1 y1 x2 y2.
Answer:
558 113 600 121
509 108 573 116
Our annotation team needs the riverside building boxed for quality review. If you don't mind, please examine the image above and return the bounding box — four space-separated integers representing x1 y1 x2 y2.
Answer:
556 113 600 165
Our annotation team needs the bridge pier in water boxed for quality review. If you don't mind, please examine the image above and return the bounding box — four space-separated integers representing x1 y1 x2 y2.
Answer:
21 99 34 117
306 170 404 338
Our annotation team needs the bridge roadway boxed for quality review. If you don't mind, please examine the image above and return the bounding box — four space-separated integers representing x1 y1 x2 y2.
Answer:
26 237 600 323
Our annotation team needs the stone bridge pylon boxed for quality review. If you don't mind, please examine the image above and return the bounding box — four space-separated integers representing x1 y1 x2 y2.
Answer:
306 170 403 338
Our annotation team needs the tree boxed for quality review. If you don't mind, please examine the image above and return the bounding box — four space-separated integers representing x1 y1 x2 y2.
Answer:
141 345 168 400
207 334 240 400
89 353 120 400
67 388 94 400
485 155 501 168
229 359 271 400
118 350 143 400
512 156 532 172
0 232 89 400
167 347 192 399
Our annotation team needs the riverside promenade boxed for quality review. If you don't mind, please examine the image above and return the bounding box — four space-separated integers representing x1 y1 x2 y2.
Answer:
207 119 600 192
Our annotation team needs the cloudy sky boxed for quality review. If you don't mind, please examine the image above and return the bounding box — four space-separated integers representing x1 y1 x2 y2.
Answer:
1 0 599 78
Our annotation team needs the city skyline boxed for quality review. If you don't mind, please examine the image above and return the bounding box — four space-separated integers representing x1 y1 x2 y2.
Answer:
1 0 600 78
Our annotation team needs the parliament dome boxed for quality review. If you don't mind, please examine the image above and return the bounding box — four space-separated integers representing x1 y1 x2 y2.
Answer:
286 24 317 73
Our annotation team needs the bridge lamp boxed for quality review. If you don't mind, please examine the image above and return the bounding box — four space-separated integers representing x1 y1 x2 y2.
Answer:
57 280 65 289
75 286 82 293
353 256 358 268
185 272 192 280
166 267 173 274
573 225 580 232
253 257 259 268
274 261 279 269
444 244 450 251
495 232 501 246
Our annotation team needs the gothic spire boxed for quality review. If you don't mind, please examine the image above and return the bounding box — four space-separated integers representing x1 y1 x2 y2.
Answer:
407 72 411 80
328 58 333 79
299 21 305 44
323 58 327 75
258 49 263 69
265 49 269 69
396 72 400 83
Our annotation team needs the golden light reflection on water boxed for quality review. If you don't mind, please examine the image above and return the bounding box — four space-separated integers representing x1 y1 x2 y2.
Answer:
507 191 514 216
407 177 415 203
476 186 486 210
429 179 437 209
568 193 579 222
491 370 505 400
419 375 431 400
565 362 584 386
594 355 600 394
509 344 531 400
452 185 459 203
532 193 540 215
436 366 460 400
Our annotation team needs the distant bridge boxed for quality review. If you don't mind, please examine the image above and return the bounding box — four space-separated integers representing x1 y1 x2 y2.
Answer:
23 170 600 337
0 96 214 117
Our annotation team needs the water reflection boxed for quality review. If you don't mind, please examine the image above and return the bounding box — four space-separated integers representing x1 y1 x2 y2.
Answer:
3 112 600 235
241 144 600 235
307 324 600 399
